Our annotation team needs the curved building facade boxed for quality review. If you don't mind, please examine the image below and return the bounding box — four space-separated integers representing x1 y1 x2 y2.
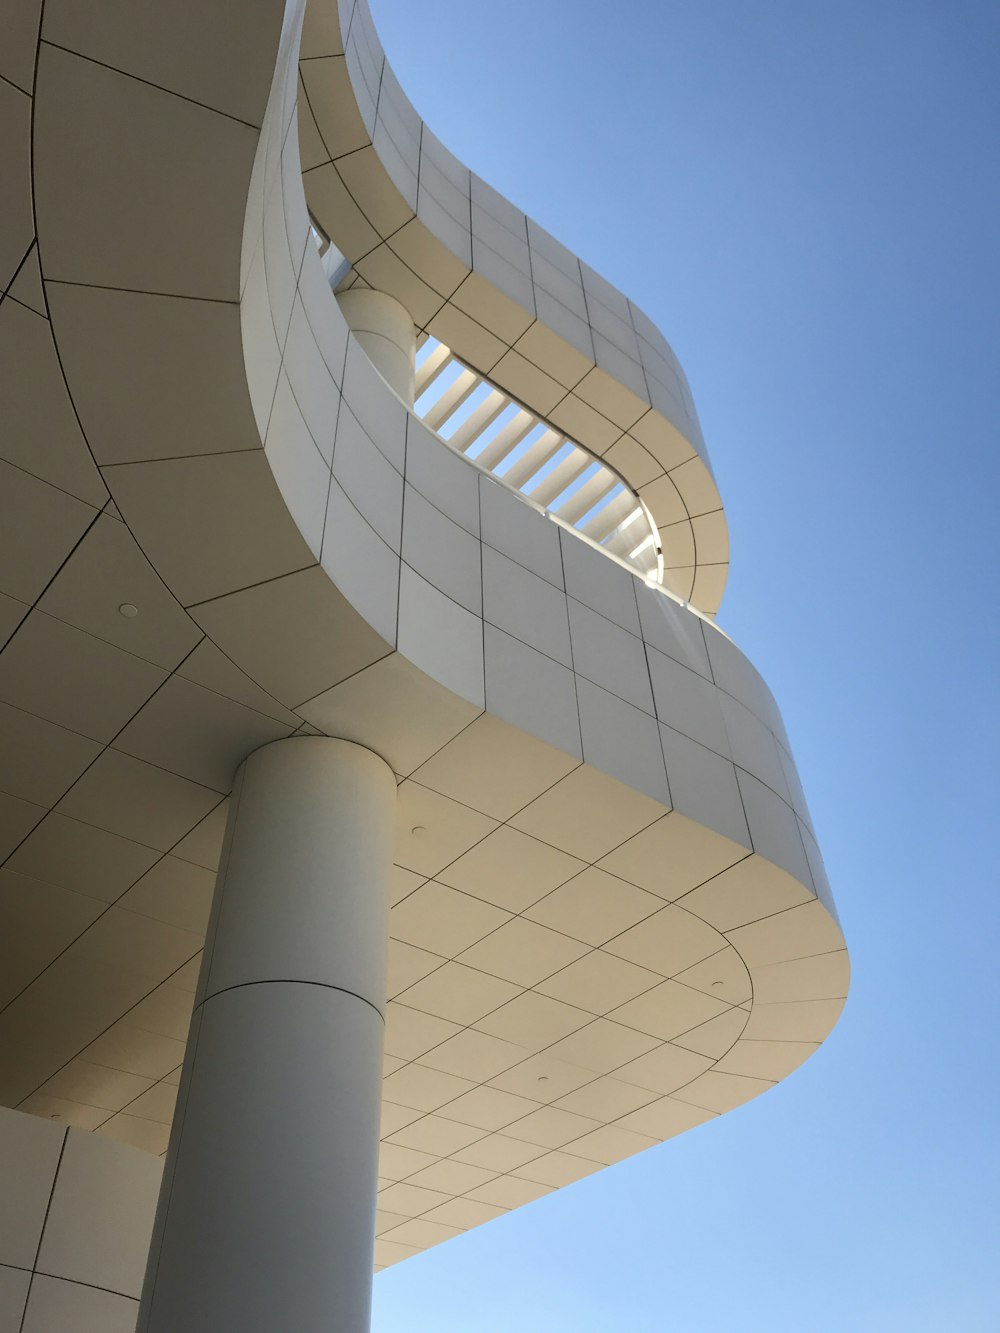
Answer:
0 1 847 1328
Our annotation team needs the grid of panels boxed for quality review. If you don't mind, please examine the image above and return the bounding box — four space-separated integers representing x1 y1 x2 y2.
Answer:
298 0 732 613
412 335 662 580
0 0 846 1284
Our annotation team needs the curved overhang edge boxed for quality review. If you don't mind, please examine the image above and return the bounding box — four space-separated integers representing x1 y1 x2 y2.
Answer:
243 0 849 1125
11 0 848 1272
299 0 730 615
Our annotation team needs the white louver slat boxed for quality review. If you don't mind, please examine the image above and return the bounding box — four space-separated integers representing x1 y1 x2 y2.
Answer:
447 389 508 452
422 367 479 432
501 428 565 490
554 470 619 526
414 342 451 398
412 337 662 582
582 490 637 543
527 449 592 508
473 410 536 469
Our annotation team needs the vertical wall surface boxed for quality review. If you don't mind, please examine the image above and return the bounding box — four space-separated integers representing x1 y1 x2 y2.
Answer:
0 1107 160 1332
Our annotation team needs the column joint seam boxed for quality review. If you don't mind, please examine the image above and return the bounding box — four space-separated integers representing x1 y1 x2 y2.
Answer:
196 978 385 1024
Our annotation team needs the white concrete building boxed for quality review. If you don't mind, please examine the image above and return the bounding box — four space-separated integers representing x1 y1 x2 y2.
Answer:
0 1 848 1328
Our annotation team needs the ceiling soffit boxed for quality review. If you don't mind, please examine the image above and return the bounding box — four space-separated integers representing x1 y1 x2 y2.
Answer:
0 0 846 1277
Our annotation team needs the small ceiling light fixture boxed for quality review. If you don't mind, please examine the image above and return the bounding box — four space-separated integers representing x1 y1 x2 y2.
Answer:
118 603 139 618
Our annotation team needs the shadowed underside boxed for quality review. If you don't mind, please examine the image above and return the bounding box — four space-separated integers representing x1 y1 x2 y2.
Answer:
0 0 846 1277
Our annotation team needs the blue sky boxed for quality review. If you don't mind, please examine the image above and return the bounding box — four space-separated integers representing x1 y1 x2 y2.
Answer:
368 2 1000 1328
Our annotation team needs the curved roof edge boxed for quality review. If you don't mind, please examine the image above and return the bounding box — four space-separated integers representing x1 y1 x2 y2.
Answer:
298 0 730 615
6 0 847 1278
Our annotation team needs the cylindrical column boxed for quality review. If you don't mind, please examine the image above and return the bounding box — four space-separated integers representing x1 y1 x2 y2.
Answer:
138 738 396 1333
336 288 416 406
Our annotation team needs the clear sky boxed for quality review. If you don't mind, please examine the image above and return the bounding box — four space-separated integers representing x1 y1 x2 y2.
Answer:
367 2 1000 1328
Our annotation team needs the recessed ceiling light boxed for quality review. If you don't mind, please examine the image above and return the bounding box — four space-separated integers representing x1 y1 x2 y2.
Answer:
118 603 139 618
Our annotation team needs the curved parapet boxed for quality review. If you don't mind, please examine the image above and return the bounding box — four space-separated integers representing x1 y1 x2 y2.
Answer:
409 335 668 583
298 0 729 613
0 1106 160 1327
2 0 846 1281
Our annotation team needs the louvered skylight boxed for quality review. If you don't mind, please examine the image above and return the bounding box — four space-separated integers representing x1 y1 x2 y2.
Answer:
414 335 662 581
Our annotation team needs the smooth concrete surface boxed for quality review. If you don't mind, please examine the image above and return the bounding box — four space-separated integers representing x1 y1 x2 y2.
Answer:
139 739 395 1332
0 1105 160 1332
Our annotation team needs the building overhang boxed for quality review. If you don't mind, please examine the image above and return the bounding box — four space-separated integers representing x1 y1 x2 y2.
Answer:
0 0 847 1275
